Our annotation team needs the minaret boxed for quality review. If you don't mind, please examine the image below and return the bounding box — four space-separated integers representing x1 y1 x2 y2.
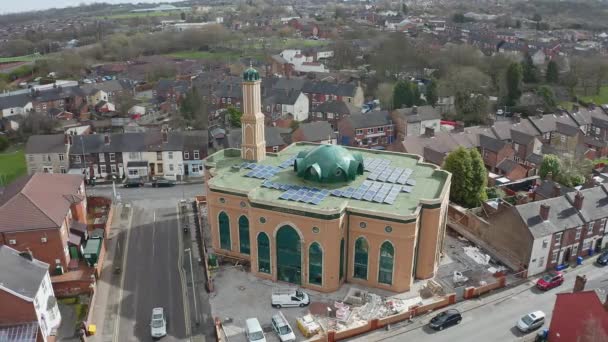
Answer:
240 66 266 162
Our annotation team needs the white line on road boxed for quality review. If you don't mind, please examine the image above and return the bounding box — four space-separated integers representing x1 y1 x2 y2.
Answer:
113 205 134 342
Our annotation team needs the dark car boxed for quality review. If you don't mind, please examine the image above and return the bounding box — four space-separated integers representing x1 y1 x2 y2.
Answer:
152 178 176 187
596 251 608 266
536 271 564 291
428 309 462 331
123 178 144 188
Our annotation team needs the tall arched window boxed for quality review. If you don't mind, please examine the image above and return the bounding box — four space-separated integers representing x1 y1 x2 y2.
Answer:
339 238 345 280
257 233 271 274
378 241 394 285
309 243 323 286
353 237 368 280
238 216 250 255
219 212 231 250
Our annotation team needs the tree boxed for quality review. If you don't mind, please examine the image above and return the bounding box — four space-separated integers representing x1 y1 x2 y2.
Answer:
115 93 137 116
538 85 557 112
505 62 523 106
425 79 438 107
521 52 539 83
332 39 356 69
0 136 9 152
227 107 243 127
393 81 414 109
540 154 561 179
376 82 394 110
440 67 491 123
442 147 488 208
402 3 408 15
546 60 559 83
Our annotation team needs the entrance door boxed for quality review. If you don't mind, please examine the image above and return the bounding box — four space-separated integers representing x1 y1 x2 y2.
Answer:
276 225 301 285
563 247 571 264
596 238 603 252
69 246 79 260
149 163 155 176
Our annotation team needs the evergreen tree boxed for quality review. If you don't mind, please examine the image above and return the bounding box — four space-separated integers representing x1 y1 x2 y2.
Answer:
442 147 488 208
402 3 408 15
411 82 421 106
506 62 523 106
425 79 438 107
539 154 561 179
521 52 539 83
546 60 559 83
227 107 243 127
392 80 413 109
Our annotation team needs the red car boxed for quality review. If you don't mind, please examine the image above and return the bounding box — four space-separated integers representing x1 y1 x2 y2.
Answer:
536 271 564 290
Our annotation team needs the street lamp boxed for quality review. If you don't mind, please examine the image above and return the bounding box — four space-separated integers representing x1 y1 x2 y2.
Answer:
184 248 199 325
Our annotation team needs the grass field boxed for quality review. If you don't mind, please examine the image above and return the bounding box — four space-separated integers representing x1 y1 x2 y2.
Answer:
0 148 26 185
97 10 184 19
0 53 43 64
579 86 608 105
167 50 264 62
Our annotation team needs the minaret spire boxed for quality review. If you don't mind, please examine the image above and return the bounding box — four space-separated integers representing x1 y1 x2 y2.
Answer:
240 66 266 162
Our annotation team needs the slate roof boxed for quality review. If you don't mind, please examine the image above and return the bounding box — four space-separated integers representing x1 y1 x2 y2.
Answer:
69 132 184 154
344 111 392 129
302 81 357 97
0 246 49 300
496 158 519 174
395 106 441 123
0 92 31 110
555 121 580 136
526 153 543 165
491 120 514 141
479 134 507 152
534 179 575 199
30 86 85 102
0 173 84 232
265 126 290 147
262 88 302 106
314 100 358 115
515 196 585 238
528 113 577 134
182 130 208 151
25 134 67 154
295 121 335 142
566 185 608 221
510 128 536 145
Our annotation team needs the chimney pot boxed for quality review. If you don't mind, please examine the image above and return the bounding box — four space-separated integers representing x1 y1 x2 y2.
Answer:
552 183 561 198
104 134 110 145
573 275 587 293
574 191 584 210
539 203 550 221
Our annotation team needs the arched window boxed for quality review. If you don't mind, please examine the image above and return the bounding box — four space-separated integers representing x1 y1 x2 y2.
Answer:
238 216 250 255
339 238 345 280
378 241 394 285
353 237 368 280
257 233 270 274
219 212 231 250
309 243 323 286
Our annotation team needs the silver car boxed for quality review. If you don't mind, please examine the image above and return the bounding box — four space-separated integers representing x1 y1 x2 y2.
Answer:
150 307 167 338
516 310 545 333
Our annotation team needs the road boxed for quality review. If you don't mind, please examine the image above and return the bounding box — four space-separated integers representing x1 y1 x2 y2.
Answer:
90 182 204 204
352 263 608 342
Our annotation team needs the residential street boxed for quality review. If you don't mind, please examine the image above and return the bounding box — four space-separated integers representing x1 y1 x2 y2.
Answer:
90 182 204 204
351 262 608 342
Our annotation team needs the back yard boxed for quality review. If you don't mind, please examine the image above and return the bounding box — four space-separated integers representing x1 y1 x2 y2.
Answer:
0 147 26 185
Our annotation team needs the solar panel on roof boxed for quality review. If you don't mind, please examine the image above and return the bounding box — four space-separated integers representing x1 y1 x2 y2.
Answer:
363 192 375 201
377 173 389 182
406 179 416 186
321 189 330 195
279 193 290 200
384 196 396 204
367 173 379 181
352 190 364 200
311 198 322 205
402 185 413 193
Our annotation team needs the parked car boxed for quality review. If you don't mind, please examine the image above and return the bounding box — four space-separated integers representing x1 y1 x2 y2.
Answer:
150 307 167 339
271 288 310 308
596 251 608 266
428 309 462 331
152 178 176 187
124 177 145 188
271 311 296 342
245 318 266 342
536 271 564 291
516 311 545 333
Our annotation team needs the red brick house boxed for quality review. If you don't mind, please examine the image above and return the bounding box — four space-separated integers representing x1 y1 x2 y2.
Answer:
337 111 395 149
548 291 608 342
478 134 515 173
0 173 87 273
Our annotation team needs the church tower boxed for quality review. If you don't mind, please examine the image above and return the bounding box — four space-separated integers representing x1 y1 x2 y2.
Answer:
240 67 266 162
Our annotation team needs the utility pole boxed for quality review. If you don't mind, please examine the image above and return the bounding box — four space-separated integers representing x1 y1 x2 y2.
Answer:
184 248 199 325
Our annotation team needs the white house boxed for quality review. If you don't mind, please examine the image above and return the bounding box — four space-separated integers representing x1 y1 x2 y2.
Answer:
395 105 442 137
0 92 33 118
263 89 310 121
279 49 328 74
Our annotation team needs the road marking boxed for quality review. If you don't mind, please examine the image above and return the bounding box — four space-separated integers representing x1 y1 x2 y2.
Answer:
113 205 134 342
177 204 192 339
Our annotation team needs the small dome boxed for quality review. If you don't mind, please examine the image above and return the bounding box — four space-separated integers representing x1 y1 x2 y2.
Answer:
294 145 364 183
243 67 260 82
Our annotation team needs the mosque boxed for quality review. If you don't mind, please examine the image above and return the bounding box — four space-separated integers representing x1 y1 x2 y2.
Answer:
203 67 452 293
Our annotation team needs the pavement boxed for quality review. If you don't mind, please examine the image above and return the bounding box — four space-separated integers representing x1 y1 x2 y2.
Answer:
348 257 608 342
85 183 211 342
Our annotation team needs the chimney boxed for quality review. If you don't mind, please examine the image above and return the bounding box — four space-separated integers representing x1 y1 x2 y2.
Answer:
536 108 544 118
573 275 587 293
552 183 561 198
574 191 584 210
412 105 418 114
104 134 110 145
425 126 435 137
64 134 71 146
572 104 579 113
454 121 465 133
539 203 550 221
512 113 521 123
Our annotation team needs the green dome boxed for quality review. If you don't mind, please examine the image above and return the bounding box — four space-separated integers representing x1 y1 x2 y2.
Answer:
294 145 364 183
243 67 260 82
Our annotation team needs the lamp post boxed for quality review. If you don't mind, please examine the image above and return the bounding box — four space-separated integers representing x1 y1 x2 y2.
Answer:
184 248 199 325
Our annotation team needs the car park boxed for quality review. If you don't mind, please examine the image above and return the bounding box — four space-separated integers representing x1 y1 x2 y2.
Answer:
271 288 310 308
536 271 564 291
152 178 176 187
428 309 462 331
150 307 167 339
516 311 545 333
245 318 266 342
596 251 608 266
271 311 296 342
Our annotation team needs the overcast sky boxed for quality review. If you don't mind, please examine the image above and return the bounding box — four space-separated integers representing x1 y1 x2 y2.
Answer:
1 0 179 14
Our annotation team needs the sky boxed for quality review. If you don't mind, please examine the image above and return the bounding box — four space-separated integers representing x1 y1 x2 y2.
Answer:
1 0 180 14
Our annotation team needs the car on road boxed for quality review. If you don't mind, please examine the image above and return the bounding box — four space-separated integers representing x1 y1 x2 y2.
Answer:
271 311 296 342
428 309 462 331
245 318 266 342
596 251 608 266
536 271 564 291
150 307 167 339
152 178 176 187
123 177 145 188
516 310 546 333
496 109 504 116
271 288 310 308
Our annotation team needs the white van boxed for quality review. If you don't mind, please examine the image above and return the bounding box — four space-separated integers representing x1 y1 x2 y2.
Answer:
271 312 296 342
271 288 310 308
245 318 266 342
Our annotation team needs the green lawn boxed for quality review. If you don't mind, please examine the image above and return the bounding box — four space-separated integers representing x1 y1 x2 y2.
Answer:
579 86 608 105
167 50 263 62
0 53 43 64
96 10 183 19
0 149 26 185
